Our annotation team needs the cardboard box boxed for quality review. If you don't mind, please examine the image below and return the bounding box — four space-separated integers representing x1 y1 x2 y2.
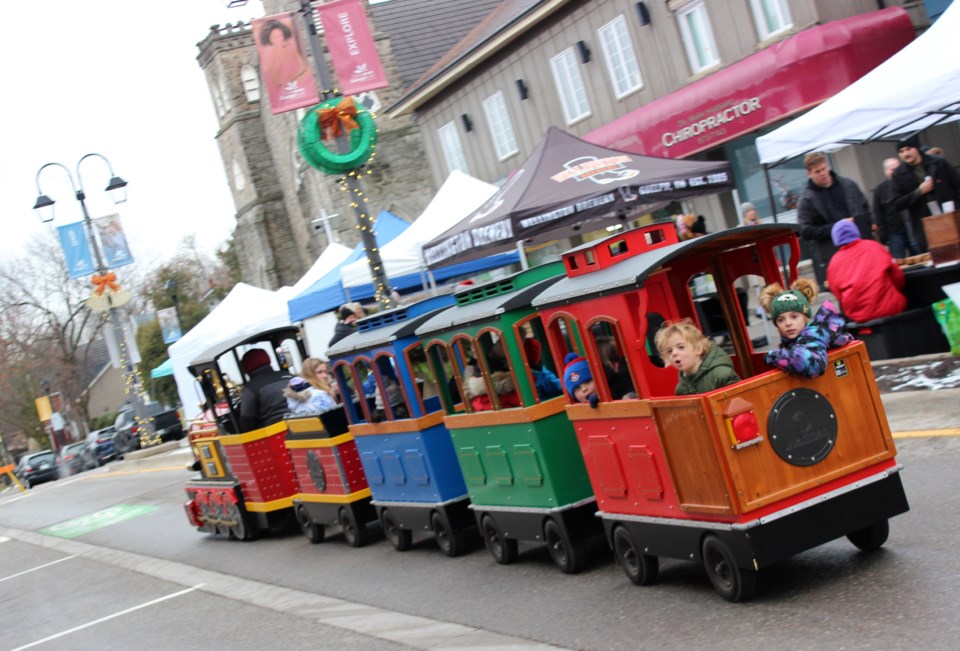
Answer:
922 211 960 249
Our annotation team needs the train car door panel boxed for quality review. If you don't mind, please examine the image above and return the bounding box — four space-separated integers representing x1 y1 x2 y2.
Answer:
627 445 665 500
512 444 545 487
381 450 406 485
484 446 514 486
403 449 431 485
360 451 385 485
585 436 628 498
457 446 486 486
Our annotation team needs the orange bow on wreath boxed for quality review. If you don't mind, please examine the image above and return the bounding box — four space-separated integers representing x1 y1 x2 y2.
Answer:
318 96 360 142
92 272 120 296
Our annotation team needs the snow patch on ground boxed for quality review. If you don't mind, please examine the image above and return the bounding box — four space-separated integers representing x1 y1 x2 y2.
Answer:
873 359 960 392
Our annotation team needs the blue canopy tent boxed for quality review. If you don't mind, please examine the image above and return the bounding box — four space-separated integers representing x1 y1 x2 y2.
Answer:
287 210 410 322
150 358 173 379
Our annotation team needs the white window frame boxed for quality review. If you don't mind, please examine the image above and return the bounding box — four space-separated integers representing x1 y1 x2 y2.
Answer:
482 91 519 161
550 48 591 124
438 121 469 174
677 2 720 74
749 0 792 40
241 65 260 102
597 15 643 99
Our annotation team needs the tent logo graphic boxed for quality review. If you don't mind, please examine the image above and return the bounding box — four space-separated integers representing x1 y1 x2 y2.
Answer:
552 156 639 185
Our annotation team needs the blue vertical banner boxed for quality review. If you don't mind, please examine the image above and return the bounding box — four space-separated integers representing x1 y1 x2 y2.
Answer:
157 307 182 344
57 222 95 279
94 215 134 269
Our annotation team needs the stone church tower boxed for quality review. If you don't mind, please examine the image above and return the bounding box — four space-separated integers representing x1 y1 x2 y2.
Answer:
197 0 433 290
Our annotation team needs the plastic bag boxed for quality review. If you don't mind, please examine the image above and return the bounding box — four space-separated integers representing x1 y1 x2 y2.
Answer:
932 299 960 356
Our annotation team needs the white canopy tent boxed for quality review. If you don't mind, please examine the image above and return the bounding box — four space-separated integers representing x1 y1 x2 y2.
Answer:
169 283 295 420
338 171 498 288
757 2 960 166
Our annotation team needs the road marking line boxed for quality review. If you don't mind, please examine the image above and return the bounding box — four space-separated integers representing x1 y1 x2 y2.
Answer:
0 555 78 583
9 583 204 651
893 429 960 438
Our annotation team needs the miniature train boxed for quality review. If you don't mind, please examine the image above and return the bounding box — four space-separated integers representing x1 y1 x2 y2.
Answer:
182 223 909 601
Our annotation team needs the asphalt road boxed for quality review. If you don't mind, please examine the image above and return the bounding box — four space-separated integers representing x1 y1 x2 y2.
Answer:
2 427 960 650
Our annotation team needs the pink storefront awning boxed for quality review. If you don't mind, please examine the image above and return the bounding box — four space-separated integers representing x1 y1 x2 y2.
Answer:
585 7 915 159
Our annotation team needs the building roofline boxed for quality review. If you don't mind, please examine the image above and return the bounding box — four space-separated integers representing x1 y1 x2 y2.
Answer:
386 0 571 117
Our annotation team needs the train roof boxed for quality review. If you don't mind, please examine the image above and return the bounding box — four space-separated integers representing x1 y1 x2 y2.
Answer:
532 224 799 308
188 325 301 368
325 307 449 356
416 275 563 336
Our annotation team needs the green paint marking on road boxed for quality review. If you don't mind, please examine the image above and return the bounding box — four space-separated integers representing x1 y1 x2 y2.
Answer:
41 504 158 539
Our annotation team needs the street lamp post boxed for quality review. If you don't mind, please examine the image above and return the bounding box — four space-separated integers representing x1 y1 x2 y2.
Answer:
32 153 153 444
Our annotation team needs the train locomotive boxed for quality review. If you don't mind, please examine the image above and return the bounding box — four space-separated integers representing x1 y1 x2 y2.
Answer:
531 222 909 600
178 222 908 600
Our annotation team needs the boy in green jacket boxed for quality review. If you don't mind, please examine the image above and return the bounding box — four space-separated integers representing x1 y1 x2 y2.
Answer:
655 319 741 395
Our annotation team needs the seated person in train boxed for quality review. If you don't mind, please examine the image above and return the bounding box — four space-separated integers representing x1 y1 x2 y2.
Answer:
654 320 740 396
759 277 854 379
523 338 563 399
595 336 636 399
563 354 599 406
238 349 293 431
826 220 907 324
462 363 520 411
283 376 337 417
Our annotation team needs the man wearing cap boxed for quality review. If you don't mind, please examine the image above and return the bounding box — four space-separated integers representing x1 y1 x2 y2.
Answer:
826 221 906 324
238 349 292 431
796 152 872 288
328 304 360 347
888 135 960 253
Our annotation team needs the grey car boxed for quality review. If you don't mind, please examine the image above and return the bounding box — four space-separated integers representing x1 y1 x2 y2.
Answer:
16 451 59 489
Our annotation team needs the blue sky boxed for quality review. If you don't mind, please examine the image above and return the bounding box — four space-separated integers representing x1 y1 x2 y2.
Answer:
1 1 266 268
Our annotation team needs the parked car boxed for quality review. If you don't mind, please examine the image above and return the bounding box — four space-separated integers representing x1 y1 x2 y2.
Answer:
15 451 59 489
82 426 116 467
57 442 91 476
113 403 184 457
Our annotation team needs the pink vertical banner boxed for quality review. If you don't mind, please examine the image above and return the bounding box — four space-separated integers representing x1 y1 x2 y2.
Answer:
252 12 320 115
316 0 389 95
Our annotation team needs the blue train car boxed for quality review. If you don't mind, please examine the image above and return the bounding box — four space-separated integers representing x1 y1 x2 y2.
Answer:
326 294 474 556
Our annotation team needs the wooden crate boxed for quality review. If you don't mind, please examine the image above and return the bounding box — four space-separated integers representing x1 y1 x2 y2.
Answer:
922 211 960 248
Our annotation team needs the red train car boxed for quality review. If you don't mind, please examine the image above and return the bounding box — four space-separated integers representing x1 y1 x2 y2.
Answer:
532 223 909 600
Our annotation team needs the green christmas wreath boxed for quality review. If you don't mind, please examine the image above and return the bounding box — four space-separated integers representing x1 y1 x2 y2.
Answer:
297 97 378 175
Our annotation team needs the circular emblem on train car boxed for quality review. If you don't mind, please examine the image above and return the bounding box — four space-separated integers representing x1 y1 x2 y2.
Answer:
767 388 837 466
306 451 327 491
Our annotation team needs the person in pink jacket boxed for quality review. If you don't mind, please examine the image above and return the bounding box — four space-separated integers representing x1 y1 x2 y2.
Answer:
826 220 907 323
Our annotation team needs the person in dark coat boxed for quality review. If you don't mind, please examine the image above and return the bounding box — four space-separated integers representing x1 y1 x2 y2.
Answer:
328 305 359 347
796 152 871 288
874 157 916 259
238 348 292 432
888 135 960 253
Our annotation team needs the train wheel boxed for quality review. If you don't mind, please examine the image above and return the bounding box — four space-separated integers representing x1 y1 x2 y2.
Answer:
847 519 889 552
296 505 325 544
381 508 413 551
227 503 248 542
431 511 466 558
339 507 368 547
612 527 658 586
544 518 586 574
702 535 755 602
481 515 518 565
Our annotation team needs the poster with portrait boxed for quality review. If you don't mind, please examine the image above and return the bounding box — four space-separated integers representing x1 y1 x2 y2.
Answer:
158 307 182 344
57 222 95 279
93 215 134 269
253 13 320 115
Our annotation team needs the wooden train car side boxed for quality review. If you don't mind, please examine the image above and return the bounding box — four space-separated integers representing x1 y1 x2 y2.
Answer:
532 223 908 599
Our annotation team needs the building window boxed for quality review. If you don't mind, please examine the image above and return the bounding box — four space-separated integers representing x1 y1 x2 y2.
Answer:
241 65 260 102
677 2 720 73
438 121 468 174
482 91 519 161
551 48 591 124
598 16 643 99
232 159 246 192
749 0 792 40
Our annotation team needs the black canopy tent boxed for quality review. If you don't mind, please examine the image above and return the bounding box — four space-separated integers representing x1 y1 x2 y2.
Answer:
422 127 734 270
